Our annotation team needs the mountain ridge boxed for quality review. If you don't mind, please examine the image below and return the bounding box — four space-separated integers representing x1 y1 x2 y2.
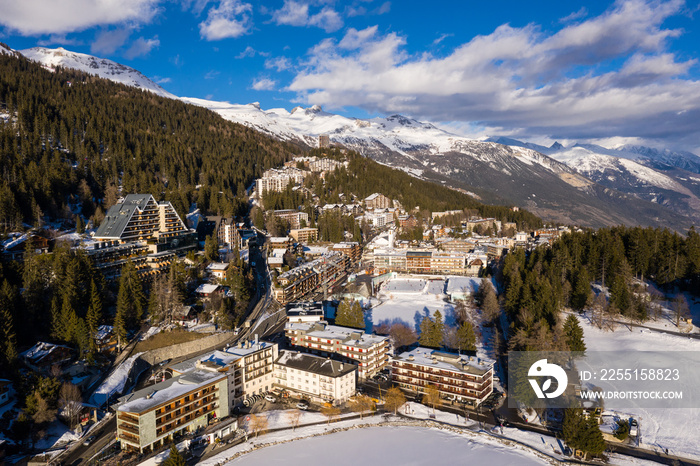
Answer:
12 45 697 230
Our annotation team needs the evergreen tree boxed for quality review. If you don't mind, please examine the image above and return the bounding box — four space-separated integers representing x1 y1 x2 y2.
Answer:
563 314 586 353
335 298 364 329
86 279 102 356
0 280 18 368
456 321 477 353
419 311 444 348
570 266 592 311
481 283 500 322
116 261 145 331
162 444 186 466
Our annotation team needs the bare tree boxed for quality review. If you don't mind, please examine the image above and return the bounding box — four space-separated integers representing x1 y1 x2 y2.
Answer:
673 295 690 328
321 405 341 425
59 383 83 429
591 293 607 329
351 394 375 419
389 322 417 350
384 387 406 415
286 409 302 431
424 385 441 414
249 414 268 438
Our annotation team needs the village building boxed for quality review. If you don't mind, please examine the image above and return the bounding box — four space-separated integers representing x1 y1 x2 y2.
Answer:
274 350 357 405
285 321 390 379
392 347 494 406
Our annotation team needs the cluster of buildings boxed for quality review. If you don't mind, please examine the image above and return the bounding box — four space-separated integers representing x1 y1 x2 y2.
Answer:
255 156 349 197
270 241 361 303
115 335 358 453
83 194 197 280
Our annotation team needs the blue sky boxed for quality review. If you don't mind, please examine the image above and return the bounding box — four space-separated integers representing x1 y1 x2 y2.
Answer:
2 0 700 151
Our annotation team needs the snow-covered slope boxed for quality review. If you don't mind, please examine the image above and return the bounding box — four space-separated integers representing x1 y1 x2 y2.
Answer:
18 47 176 99
490 138 700 222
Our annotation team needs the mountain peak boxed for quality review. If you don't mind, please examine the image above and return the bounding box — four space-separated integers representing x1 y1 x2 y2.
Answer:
550 141 564 150
18 46 176 100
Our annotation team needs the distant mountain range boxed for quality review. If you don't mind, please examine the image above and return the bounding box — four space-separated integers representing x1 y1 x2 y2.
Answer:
11 44 700 231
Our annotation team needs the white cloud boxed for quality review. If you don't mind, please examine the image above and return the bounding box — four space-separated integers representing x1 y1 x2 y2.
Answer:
265 56 292 71
236 45 256 58
0 0 160 35
154 76 171 84
252 77 276 91
91 29 131 55
199 0 252 40
288 0 700 146
204 70 220 79
124 36 159 59
37 34 83 46
272 1 343 32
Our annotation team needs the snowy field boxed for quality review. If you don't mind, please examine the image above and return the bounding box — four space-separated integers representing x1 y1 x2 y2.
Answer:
371 277 455 332
382 278 428 294
576 312 700 460
224 426 548 466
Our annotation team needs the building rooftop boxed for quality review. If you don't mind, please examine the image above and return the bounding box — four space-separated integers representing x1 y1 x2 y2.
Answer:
276 350 356 378
393 347 494 376
95 194 155 239
116 370 226 414
286 321 388 348
207 262 229 271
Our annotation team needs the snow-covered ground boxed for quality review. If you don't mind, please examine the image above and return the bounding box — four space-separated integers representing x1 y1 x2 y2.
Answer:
371 277 455 332
90 352 143 405
222 426 548 466
576 312 700 460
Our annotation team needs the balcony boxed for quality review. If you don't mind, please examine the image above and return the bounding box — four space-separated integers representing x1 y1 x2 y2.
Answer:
118 412 139 425
118 422 140 435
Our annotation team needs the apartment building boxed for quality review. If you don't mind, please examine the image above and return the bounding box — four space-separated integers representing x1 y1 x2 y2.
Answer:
392 347 494 406
318 135 330 149
364 193 392 210
115 370 229 453
256 168 306 196
273 210 309 230
309 157 346 172
406 251 432 273
289 227 318 244
274 350 356 405
95 194 189 243
274 251 349 304
429 253 467 274
170 339 279 409
285 321 390 379
88 194 196 280
332 242 361 263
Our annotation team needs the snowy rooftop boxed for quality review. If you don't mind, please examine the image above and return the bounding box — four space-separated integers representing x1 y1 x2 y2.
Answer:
116 370 226 414
206 262 229 271
21 341 70 363
196 283 220 294
276 350 356 378
445 277 483 295
286 321 388 348
393 347 495 376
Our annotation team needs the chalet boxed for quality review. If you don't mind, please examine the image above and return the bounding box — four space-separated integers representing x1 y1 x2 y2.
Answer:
195 283 222 299
206 262 230 281
1 233 50 261
21 342 73 372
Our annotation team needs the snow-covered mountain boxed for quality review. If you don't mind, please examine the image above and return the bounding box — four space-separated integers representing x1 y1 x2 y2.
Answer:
5 44 696 229
18 46 176 99
487 137 700 222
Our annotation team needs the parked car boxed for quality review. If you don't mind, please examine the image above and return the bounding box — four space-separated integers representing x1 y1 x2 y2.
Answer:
265 394 277 403
83 435 96 446
296 401 309 410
